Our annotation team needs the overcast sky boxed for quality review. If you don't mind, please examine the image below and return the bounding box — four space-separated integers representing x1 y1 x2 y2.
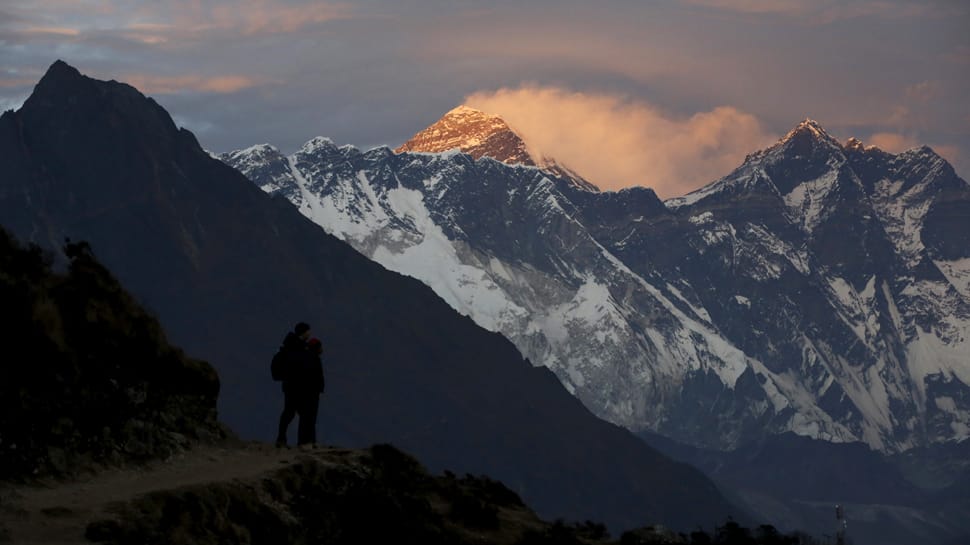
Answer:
2 0 968 196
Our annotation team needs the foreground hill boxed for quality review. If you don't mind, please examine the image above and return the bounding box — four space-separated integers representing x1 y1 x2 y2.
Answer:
0 229 792 545
0 60 735 531
0 227 224 481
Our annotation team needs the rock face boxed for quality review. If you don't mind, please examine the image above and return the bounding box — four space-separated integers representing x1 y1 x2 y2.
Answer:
226 115 970 454
0 61 737 532
0 228 223 480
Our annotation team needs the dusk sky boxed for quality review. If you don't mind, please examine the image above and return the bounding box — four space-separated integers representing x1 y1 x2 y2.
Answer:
2 0 968 197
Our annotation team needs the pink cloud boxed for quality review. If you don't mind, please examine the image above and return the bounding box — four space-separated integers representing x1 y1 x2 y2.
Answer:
122 74 261 95
905 81 943 102
464 86 778 198
4 1 352 45
18 26 80 36
153 0 352 36
866 132 919 152
681 0 954 22
0 77 37 88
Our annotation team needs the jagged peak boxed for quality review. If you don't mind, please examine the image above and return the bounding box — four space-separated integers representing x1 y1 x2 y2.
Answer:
780 118 840 146
443 104 502 120
844 137 865 150
29 60 88 102
219 143 281 163
239 143 280 155
843 137 893 155
40 59 82 82
299 136 338 154
395 104 533 166
896 144 950 167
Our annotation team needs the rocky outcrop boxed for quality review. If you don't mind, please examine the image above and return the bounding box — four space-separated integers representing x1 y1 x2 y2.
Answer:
85 444 544 545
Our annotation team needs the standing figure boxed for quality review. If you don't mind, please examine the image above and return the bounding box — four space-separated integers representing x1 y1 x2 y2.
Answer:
297 337 325 447
275 321 311 447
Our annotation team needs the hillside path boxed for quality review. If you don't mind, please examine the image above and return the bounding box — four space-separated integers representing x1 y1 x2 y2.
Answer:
0 441 322 545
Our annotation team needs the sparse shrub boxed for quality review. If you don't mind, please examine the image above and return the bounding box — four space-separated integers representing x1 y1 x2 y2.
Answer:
515 519 586 545
448 490 499 529
368 443 433 491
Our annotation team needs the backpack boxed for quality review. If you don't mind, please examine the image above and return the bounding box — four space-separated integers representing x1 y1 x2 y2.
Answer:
270 349 289 381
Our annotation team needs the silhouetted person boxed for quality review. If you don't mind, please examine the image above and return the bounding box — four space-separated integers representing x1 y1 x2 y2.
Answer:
275 322 311 447
296 337 325 446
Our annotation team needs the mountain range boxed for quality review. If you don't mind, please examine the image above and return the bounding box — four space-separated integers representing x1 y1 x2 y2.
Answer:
223 104 970 545
5 59 970 544
0 60 738 532
225 108 970 457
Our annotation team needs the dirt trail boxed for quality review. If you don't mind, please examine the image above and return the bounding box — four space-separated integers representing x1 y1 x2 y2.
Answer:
0 442 317 545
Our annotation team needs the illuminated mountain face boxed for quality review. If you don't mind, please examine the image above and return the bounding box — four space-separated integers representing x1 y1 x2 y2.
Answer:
396 105 536 166
394 106 598 191
227 114 970 454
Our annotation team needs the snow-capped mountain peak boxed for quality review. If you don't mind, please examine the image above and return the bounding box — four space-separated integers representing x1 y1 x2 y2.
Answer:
395 105 535 166
781 118 840 145
395 105 599 192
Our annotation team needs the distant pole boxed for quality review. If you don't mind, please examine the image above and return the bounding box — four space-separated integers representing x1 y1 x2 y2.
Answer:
835 504 847 545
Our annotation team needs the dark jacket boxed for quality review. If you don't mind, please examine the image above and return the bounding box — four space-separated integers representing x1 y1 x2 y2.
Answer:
299 350 325 394
281 333 324 394
281 332 305 353
280 332 306 392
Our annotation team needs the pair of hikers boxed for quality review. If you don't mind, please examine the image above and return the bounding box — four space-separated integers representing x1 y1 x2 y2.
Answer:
274 322 325 448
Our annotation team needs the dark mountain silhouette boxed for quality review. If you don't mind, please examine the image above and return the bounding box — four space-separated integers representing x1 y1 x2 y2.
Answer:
0 60 737 531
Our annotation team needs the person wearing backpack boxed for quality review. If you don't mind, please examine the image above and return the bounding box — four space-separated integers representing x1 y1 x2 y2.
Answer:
274 322 311 448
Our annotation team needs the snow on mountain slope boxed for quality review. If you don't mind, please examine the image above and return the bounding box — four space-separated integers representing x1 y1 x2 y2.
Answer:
224 140 781 438
223 116 970 453
654 122 970 450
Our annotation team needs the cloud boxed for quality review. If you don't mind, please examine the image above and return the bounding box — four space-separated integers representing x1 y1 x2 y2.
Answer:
680 0 956 22
681 0 812 16
2 1 352 43
0 94 28 113
121 74 262 95
866 132 919 152
0 77 37 88
150 0 353 36
905 80 943 102
464 86 778 198
19 26 80 36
